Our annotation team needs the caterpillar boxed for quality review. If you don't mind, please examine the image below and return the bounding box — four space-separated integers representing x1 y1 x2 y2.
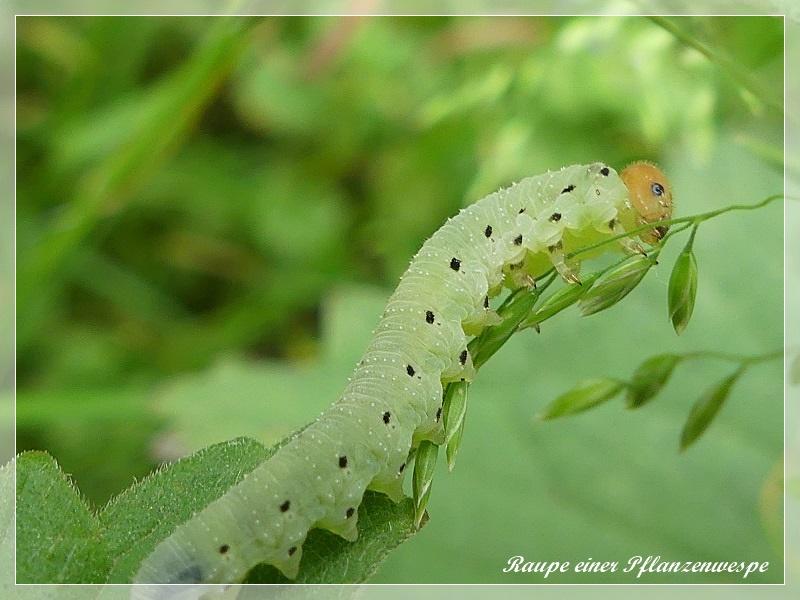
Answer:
133 161 673 585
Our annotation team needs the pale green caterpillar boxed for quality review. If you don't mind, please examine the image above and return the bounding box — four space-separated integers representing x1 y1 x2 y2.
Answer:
133 161 673 586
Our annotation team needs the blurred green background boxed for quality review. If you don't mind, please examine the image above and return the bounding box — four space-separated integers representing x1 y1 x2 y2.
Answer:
15 16 783 583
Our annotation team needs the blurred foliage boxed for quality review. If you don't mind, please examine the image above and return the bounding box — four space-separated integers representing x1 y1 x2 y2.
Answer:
15 16 783 582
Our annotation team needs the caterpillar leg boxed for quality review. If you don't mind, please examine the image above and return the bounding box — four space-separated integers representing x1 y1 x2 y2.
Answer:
461 302 503 336
610 218 647 255
547 241 581 284
507 264 536 290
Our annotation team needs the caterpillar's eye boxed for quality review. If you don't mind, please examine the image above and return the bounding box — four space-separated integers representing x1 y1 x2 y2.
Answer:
651 182 665 197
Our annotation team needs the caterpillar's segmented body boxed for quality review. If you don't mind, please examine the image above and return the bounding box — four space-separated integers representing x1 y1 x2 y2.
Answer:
134 162 672 585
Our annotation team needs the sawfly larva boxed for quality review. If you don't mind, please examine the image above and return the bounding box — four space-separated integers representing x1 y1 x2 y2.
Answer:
134 161 673 585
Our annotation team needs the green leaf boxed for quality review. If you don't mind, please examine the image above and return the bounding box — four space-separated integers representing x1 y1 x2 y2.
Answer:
520 273 599 330
680 369 743 451
16 452 110 583
539 378 624 420
443 381 469 471
1 460 16 589
412 440 439 528
579 255 655 316
668 249 698 335
626 354 682 408
100 437 272 582
470 288 539 368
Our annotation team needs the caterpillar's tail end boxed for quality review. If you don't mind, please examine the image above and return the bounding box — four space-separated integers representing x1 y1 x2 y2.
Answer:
620 161 673 245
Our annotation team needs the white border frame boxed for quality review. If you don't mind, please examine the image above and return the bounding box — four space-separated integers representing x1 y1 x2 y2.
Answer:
5 3 796 599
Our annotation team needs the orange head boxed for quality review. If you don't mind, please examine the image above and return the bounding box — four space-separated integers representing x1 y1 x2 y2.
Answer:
620 161 673 244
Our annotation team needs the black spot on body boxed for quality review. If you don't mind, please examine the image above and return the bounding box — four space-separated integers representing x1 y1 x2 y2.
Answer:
399 462 406 473
280 500 290 512
608 218 617 230
600 166 610 176
425 310 435 324
406 365 415 377
518 207 526 214
346 507 355 518
450 257 461 271
219 544 230 554
561 184 575 194
513 234 523 246
484 225 493 238
383 411 391 424
174 565 204 584
435 407 442 422
288 546 297 556
549 212 561 222
339 456 348 468
459 350 468 365
483 296 489 308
